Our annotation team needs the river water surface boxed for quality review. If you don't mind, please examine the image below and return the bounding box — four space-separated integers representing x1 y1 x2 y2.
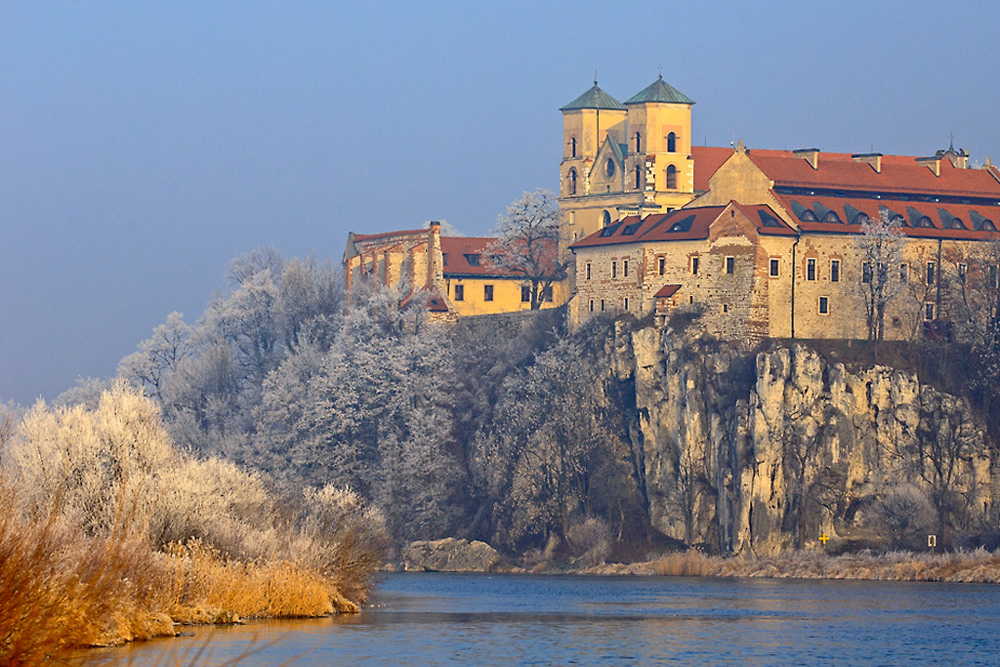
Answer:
102 573 998 666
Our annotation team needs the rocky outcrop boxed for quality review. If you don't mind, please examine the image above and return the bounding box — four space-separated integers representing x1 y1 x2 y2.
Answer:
619 326 998 556
402 538 503 572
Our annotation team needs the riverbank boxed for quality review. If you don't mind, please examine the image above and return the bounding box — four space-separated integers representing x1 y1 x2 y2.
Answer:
573 548 1000 583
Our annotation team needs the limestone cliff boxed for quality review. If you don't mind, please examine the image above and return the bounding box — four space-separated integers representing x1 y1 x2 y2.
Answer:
615 324 998 555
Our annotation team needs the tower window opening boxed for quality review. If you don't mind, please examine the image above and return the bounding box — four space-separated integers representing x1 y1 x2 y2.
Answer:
666 164 678 189
667 132 677 153
635 164 642 189
635 131 641 153
571 136 577 158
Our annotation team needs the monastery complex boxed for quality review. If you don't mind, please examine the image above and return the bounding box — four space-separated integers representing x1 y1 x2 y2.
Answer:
345 75 1000 342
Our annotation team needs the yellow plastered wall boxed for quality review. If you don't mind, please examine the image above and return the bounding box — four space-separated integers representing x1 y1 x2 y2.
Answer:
442 277 567 316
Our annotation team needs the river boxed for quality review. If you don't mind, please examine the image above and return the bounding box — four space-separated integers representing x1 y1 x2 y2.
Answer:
97 572 998 666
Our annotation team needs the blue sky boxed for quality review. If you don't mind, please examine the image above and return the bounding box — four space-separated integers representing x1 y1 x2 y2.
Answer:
2 1 999 404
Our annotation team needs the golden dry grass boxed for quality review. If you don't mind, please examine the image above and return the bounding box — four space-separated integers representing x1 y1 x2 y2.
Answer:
637 548 1000 583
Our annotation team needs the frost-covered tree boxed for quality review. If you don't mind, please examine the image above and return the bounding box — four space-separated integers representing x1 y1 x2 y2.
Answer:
118 312 193 400
486 189 568 310
855 211 905 341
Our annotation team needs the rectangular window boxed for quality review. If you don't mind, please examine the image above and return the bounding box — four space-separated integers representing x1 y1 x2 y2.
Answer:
465 253 480 267
543 286 553 302
484 284 494 302
725 256 735 274
900 263 909 283
658 257 666 275
807 258 816 281
959 263 968 281
454 284 464 301
586 262 592 280
926 261 936 285
819 296 829 314
611 261 617 279
624 297 629 310
521 286 530 303
691 256 700 275
723 304 729 313
991 265 999 288
831 260 840 283
769 258 779 277
925 302 935 321
600 299 605 312
589 299 594 312
862 262 872 284
623 260 629 277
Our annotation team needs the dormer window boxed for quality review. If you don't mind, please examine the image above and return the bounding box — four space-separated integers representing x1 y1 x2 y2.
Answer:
605 159 616 178
824 211 841 223
465 254 480 267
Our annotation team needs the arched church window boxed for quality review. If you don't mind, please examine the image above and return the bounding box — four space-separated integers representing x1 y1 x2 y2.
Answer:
602 210 612 227
605 159 616 178
665 164 678 189
667 132 677 153
635 165 642 189
568 169 577 195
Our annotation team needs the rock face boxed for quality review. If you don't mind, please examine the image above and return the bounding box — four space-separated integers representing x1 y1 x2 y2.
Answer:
618 326 998 555
403 538 503 572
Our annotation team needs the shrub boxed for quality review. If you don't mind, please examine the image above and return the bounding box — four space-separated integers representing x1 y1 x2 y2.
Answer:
567 517 612 566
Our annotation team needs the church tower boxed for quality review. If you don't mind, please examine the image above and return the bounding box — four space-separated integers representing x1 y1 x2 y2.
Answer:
558 75 696 257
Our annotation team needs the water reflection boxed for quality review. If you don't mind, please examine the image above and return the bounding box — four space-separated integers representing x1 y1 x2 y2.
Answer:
95 573 999 667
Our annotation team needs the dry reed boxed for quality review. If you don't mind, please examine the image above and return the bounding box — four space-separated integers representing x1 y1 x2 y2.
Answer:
634 548 1000 583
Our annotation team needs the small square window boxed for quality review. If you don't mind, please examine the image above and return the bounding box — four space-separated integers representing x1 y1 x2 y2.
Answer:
454 284 464 301
484 284 494 302
819 296 829 314
725 256 735 274
769 258 779 277
831 260 840 283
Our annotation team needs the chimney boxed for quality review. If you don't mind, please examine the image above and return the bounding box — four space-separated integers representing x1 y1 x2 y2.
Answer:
852 153 883 173
793 148 820 170
915 156 941 177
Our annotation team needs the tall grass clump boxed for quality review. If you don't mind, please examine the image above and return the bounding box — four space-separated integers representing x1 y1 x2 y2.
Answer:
0 383 387 664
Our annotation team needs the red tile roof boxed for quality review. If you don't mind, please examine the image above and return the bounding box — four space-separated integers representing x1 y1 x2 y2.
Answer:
748 150 1000 199
570 203 796 249
654 284 681 298
440 236 559 277
773 193 1000 240
691 146 733 192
